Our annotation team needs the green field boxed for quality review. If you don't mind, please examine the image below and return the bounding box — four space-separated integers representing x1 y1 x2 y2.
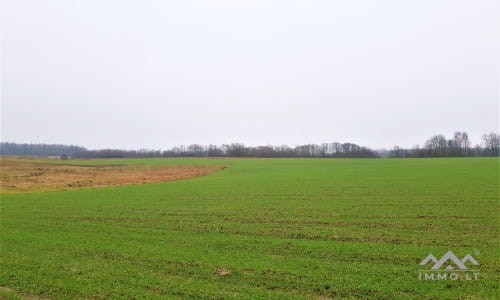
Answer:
1 157 499 299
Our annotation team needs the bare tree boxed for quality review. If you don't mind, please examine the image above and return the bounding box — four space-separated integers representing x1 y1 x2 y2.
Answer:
424 135 448 156
451 131 471 156
482 132 500 156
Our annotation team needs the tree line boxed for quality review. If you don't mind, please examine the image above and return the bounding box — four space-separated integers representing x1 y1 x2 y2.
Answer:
161 143 377 158
0 142 376 158
388 132 499 158
1 131 498 158
0 143 86 157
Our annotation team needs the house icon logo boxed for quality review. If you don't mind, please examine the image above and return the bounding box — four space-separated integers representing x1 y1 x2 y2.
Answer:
418 251 480 281
420 251 479 270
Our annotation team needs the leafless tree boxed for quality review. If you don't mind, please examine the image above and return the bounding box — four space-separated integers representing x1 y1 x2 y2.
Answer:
482 132 500 156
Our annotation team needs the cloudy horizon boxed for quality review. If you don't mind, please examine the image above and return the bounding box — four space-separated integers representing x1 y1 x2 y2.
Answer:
2 0 499 150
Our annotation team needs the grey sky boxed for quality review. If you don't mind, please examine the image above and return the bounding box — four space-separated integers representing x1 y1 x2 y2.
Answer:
1 0 499 150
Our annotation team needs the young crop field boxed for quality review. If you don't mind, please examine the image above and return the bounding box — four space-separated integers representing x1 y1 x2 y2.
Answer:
0 157 498 299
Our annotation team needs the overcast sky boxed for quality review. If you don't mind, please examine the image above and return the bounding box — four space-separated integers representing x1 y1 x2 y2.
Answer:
1 0 499 150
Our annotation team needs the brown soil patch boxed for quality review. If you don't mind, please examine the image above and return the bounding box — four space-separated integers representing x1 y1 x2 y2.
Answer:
0 157 225 193
214 267 232 276
0 286 49 300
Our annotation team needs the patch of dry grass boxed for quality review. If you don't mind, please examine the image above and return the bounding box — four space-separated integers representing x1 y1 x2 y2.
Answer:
0 157 224 193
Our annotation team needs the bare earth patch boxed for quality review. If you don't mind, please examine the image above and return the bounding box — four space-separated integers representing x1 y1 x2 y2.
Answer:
0 157 225 193
214 267 232 276
0 286 49 300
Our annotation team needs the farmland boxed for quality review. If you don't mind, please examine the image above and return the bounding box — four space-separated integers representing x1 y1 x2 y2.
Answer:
0 157 498 299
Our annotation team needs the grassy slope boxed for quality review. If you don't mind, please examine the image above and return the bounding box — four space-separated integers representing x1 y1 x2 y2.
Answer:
0 158 498 299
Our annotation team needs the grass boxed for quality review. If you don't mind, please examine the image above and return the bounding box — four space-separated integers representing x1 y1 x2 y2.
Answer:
0 157 498 299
